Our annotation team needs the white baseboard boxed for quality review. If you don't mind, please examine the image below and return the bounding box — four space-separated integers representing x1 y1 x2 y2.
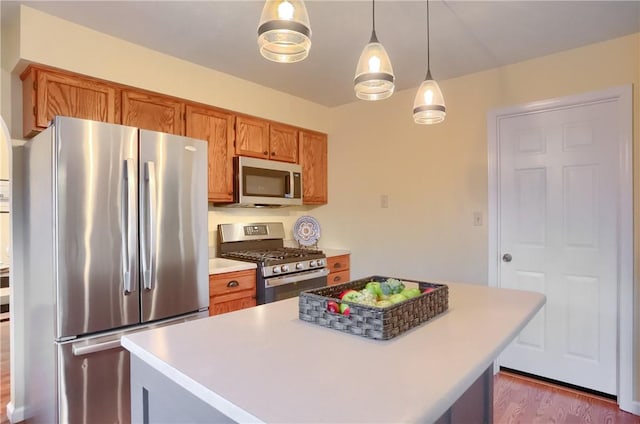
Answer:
619 399 640 416
6 402 26 423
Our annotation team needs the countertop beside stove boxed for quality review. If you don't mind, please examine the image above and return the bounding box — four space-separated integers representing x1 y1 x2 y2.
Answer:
208 258 257 275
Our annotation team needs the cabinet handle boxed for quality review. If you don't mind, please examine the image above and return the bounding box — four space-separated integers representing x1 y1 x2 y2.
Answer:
227 280 239 288
272 151 276 156
263 151 268 155
334 263 341 269
333 276 341 282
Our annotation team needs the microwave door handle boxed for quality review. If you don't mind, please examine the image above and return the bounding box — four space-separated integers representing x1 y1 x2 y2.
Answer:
285 173 292 198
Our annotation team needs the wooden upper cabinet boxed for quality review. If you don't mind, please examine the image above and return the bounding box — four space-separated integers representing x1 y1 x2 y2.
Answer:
235 116 270 159
269 123 298 163
236 117 299 163
121 90 184 135
21 66 119 138
185 105 235 202
299 130 328 205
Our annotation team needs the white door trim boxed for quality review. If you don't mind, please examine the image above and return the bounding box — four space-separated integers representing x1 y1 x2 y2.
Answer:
487 85 636 414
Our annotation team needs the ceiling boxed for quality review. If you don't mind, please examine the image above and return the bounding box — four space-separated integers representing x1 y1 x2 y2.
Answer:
5 1 640 107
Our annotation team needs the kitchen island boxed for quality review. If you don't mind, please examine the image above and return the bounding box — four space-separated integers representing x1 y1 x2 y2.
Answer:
122 281 545 423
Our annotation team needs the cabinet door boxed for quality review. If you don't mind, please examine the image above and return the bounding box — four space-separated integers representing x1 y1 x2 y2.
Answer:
122 90 184 135
185 105 235 202
22 66 118 138
269 123 299 163
235 116 269 159
299 130 328 204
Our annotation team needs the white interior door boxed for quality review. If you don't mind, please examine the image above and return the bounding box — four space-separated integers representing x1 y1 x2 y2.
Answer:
496 98 620 395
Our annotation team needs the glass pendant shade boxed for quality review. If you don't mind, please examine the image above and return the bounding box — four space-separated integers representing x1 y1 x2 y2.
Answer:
354 32 395 101
413 71 446 124
258 0 311 63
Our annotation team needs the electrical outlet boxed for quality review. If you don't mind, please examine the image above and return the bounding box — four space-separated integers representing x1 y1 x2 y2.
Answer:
473 211 483 226
380 194 389 208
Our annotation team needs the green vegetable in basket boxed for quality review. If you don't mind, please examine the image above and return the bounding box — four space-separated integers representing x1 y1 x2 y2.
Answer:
364 281 382 297
352 290 377 306
386 278 406 294
380 282 393 296
401 287 421 299
388 293 408 304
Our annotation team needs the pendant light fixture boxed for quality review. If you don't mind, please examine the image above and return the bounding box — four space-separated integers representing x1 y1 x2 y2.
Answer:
258 0 311 63
413 0 446 124
354 0 395 101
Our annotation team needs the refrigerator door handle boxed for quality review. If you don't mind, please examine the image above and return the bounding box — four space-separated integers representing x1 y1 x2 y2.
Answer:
123 158 136 295
142 161 157 290
72 339 121 356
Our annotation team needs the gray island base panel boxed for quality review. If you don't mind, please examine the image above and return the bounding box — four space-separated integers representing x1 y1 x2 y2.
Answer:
122 282 545 423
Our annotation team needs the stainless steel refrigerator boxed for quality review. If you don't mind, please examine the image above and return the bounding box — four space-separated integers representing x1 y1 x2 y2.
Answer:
22 116 209 423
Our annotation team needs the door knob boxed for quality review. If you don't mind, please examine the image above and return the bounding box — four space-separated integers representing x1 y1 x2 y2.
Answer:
502 253 512 262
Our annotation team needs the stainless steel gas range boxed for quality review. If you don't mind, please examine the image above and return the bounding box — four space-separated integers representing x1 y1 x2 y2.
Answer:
217 222 329 304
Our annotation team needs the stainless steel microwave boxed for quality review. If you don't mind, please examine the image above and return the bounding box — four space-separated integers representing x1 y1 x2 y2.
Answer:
227 156 302 207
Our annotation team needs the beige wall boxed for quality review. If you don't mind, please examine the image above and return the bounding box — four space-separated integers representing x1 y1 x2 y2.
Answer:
1 4 639 418
318 33 639 282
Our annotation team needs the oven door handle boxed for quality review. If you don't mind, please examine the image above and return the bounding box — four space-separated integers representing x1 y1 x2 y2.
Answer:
265 268 329 287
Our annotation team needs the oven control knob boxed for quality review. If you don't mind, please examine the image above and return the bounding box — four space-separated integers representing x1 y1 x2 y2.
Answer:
317 259 325 266
281 265 290 272
272 266 281 274
296 262 303 270
309 260 317 267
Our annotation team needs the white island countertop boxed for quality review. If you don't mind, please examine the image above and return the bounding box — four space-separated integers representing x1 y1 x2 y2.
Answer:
122 282 544 423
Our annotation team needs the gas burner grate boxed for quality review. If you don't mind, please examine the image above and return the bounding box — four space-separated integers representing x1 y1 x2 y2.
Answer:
222 247 324 262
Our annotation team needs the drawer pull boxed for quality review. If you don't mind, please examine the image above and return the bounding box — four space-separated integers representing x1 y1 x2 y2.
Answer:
227 280 239 288
333 276 341 282
334 263 341 269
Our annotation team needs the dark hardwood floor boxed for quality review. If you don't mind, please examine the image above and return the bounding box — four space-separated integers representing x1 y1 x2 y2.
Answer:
0 320 637 424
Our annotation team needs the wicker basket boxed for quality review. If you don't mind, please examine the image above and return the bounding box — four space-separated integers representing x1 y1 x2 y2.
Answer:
298 275 448 340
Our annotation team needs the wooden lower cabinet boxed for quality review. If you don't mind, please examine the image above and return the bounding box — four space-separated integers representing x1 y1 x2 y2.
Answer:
328 270 350 286
209 269 256 316
327 254 350 286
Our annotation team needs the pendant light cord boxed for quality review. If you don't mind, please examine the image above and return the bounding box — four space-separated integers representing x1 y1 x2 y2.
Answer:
369 0 379 43
426 0 431 75
373 0 376 33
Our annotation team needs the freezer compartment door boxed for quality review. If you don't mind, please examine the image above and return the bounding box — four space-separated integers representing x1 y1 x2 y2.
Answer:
55 117 140 339
58 332 131 424
139 130 209 322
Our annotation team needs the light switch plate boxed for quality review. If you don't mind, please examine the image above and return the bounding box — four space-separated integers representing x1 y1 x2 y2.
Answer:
473 211 483 226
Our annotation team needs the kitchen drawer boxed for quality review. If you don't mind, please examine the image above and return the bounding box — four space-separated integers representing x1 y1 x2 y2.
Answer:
328 270 350 286
209 269 256 296
326 254 350 273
